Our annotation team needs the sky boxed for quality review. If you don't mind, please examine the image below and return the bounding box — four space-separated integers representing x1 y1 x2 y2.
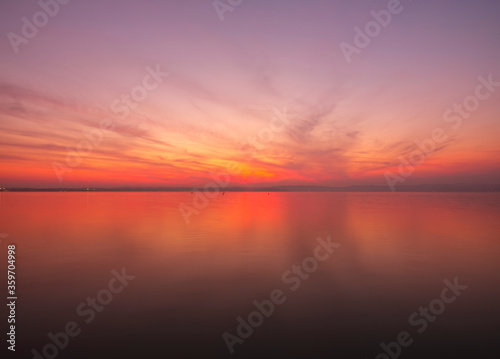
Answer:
1 0 500 188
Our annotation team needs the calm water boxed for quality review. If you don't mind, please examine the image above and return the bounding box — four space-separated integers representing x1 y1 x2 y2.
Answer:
1 192 499 358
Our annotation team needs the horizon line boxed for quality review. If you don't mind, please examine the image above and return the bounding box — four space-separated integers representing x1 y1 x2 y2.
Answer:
1 183 500 193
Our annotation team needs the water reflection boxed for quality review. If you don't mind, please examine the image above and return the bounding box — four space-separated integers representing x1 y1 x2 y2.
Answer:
1 192 499 358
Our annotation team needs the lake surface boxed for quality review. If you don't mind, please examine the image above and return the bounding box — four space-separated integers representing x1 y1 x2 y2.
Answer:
1 192 499 358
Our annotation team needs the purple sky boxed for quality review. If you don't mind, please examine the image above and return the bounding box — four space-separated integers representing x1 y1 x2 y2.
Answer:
1 0 500 187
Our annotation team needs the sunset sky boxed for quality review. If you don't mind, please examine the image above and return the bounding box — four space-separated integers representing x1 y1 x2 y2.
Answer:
1 0 500 188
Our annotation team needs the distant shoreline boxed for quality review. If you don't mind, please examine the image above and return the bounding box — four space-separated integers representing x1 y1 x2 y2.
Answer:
1 184 499 193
